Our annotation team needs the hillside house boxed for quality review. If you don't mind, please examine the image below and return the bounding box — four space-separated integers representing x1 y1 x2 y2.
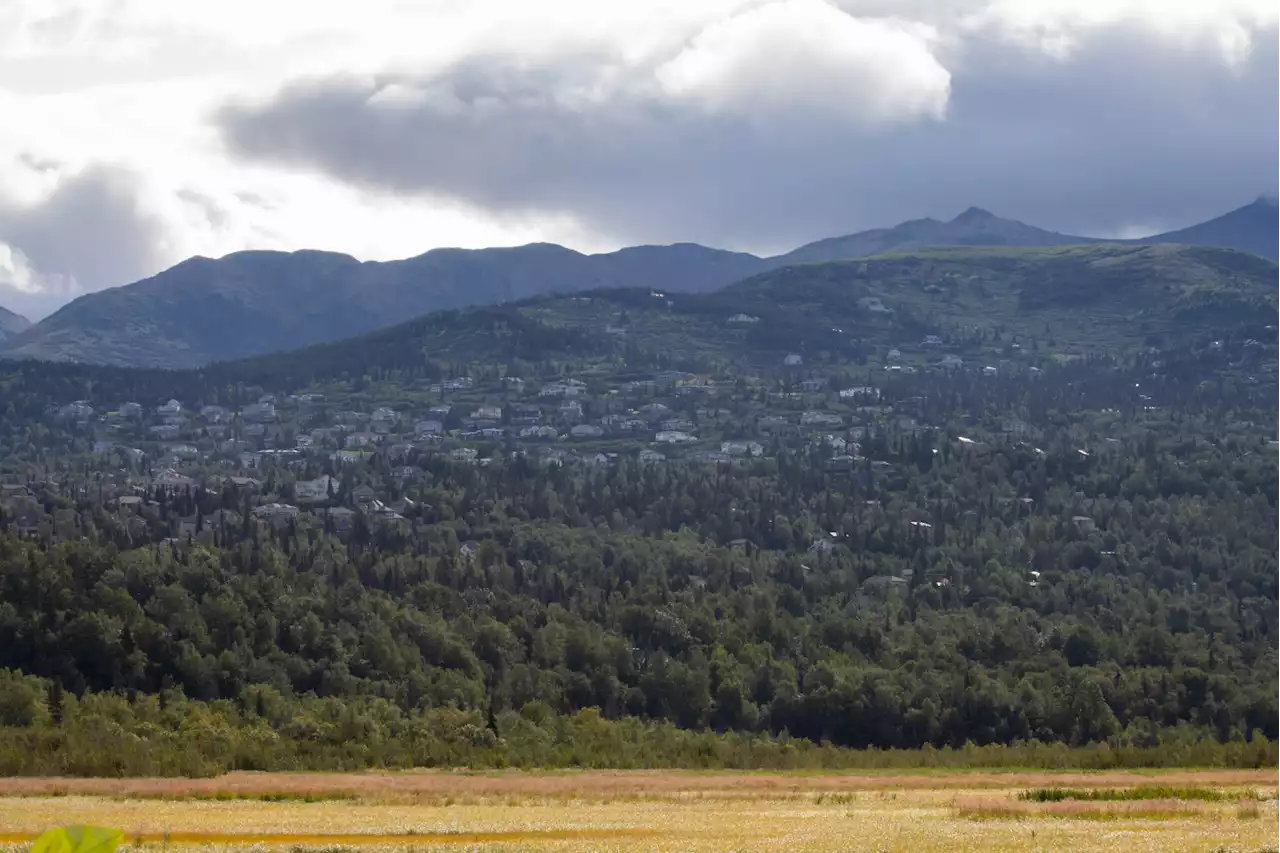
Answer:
242 401 276 423
509 404 542 425
252 503 300 527
320 506 356 534
152 469 193 490
721 440 764 457
801 411 844 428
824 455 857 472
296 475 337 502
757 416 798 437
415 420 444 438
839 386 879 400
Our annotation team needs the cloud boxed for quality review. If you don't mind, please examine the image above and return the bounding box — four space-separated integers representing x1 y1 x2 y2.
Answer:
0 163 166 319
219 0 1278 252
218 0 956 249
653 1 950 126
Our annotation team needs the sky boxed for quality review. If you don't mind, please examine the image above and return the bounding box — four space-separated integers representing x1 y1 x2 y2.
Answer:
0 0 1275 320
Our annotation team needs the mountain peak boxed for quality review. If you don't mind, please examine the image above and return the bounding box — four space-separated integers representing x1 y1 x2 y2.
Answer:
952 206 997 223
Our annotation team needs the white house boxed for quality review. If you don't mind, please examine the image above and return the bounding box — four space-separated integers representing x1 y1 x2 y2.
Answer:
838 386 879 400
721 440 765 457
252 503 300 526
242 401 276 423
801 411 844 428
296 475 338 502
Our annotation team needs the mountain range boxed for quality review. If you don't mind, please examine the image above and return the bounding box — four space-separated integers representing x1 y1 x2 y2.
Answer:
210 242 1277 392
1 198 1275 368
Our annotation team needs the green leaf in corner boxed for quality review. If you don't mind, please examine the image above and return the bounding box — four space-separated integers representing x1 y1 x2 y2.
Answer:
31 826 124 853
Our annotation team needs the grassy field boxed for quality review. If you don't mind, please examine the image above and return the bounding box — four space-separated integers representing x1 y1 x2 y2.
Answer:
0 770 1274 853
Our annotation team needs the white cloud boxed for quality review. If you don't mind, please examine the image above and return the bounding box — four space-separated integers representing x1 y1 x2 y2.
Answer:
0 241 59 294
969 0 1275 64
655 1 950 127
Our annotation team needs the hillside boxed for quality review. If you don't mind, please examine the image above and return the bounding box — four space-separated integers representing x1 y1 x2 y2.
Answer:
0 243 766 368
1139 196 1278 260
208 243 1277 389
0 305 29 343
711 243 1279 361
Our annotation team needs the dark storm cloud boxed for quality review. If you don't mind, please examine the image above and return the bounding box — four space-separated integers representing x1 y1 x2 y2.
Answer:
0 163 165 318
217 15 1279 252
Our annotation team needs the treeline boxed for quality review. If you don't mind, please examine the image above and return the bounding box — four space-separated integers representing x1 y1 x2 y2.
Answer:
0 671 1273 777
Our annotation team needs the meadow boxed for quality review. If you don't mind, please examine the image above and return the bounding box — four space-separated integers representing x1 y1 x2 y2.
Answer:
0 770 1275 853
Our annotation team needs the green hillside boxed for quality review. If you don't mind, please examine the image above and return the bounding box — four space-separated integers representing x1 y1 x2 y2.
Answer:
220 243 1276 388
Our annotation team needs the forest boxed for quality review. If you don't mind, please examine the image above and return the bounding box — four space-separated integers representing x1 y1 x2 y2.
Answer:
0 266 1275 775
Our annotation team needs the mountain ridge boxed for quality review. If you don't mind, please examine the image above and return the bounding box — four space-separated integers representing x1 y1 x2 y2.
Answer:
0 305 31 343
1136 196 1278 259
4 199 1274 367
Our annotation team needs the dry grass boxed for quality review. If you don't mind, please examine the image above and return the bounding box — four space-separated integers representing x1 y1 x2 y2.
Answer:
0 768 1271 801
954 796 1222 820
0 771 1274 852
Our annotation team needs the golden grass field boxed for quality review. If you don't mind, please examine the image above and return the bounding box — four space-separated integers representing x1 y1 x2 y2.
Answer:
0 770 1275 853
